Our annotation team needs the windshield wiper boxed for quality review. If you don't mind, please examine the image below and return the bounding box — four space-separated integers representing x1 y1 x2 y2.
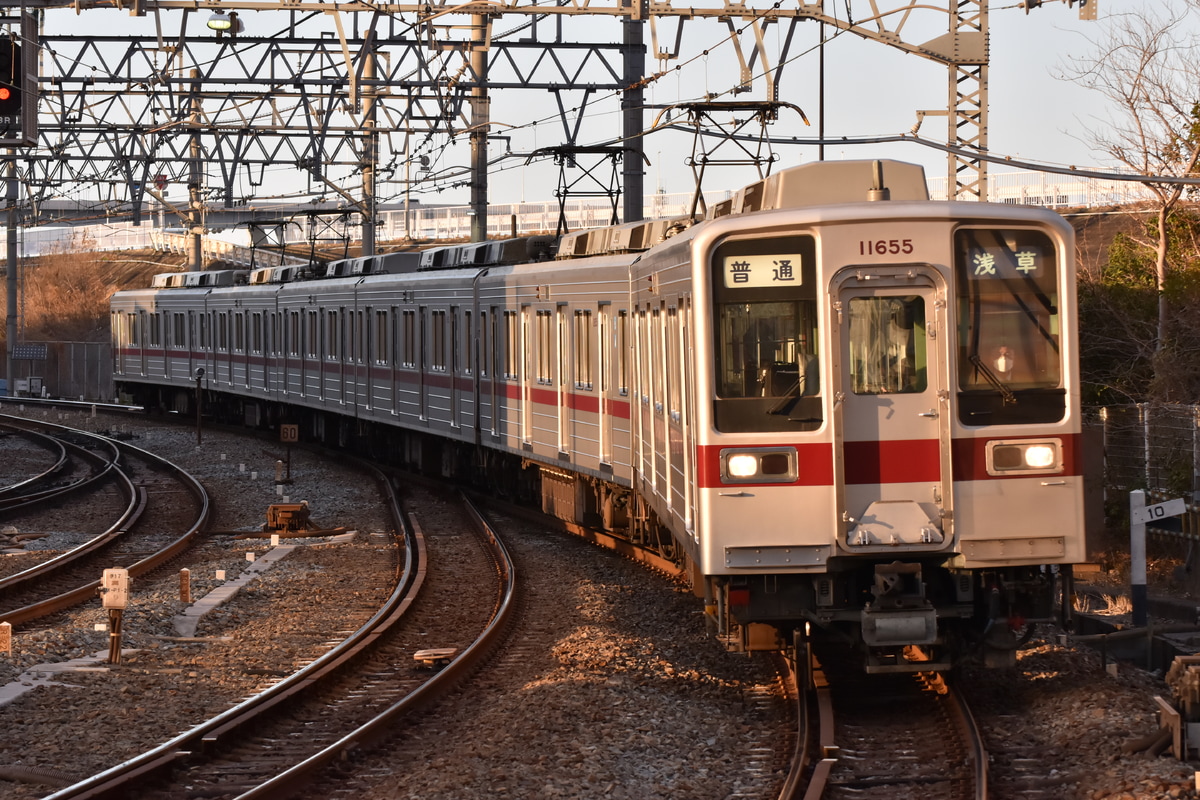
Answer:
767 380 801 415
968 354 1017 405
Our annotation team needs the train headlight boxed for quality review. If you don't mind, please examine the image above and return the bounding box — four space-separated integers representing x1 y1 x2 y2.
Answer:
986 439 1062 476
719 447 798 484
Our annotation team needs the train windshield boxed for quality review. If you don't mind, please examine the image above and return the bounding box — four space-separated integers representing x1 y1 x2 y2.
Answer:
710 235 821 433
954 228 1065 425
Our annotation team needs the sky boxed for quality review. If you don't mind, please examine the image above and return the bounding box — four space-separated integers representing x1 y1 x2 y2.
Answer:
32 0 1177 210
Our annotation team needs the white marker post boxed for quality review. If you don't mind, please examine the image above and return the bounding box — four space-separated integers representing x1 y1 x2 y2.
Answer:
1129 491 1187 627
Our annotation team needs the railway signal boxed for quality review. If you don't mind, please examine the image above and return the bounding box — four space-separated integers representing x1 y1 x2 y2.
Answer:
0 18 36 147
0 37 21 142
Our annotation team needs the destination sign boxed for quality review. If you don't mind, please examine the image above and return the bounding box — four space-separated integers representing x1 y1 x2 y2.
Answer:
722 253 804 289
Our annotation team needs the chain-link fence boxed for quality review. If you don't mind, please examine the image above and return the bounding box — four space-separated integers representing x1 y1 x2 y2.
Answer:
1087 404 1200 546
1089 405 1200 498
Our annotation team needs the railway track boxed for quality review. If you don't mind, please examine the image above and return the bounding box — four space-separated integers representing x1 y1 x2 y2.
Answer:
44 484 515 800
0 424 69 499
798 649 987 800
0 416 209 627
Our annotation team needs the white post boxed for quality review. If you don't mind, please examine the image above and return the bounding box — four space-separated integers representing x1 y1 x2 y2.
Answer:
1130 489 1148 627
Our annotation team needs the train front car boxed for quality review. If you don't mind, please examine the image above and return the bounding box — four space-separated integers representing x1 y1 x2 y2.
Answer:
686 161 1084 672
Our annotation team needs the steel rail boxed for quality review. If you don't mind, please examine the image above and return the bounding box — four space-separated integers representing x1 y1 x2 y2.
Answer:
948 678 989 800
44 465 422 800
234 490 519 800
0 421 123 514
800 660 987 800
0 424 68 498
0 427 209 628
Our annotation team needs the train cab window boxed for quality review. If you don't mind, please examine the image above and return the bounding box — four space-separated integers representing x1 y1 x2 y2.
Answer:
847 297 927 395
954 228 1065 425
710 236 821 433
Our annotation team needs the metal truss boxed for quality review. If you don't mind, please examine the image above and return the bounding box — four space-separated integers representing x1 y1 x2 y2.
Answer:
0 0 994 245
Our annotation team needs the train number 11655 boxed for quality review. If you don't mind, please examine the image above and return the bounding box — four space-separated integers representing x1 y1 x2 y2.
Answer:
859 239 914 256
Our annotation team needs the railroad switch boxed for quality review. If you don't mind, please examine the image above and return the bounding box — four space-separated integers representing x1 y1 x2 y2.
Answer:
265 502 311 533
413 648 458 669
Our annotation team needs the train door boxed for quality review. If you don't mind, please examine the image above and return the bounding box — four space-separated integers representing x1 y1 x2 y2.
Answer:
831 266 953 552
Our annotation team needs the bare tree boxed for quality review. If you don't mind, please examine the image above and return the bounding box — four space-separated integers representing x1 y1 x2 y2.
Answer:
1060 7 1200 353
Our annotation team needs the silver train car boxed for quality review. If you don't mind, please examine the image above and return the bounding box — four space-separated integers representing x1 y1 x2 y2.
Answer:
111 160 1085 671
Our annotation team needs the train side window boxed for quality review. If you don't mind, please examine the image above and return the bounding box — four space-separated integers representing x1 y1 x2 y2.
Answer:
375 310 388 365
463 310 471 376
289 312 301 357
667 306 681 418
252 313 263 355
652 307 666 414
954 228 1065 425
616 310 629 396
351 310 361 363
479 310 489 378
536 310 553 385
307 310 318 358
574 309 593 390
402 310 417 367
325 310 337 360
431 310 447 372
503 311 519 379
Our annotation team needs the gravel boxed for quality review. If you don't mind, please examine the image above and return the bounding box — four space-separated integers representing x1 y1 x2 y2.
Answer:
0 408 1197 800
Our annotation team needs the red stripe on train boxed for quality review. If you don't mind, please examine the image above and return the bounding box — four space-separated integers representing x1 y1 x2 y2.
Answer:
842 439 941 484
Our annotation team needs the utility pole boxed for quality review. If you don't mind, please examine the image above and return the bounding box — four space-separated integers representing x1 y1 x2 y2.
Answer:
622 0 644 223
469 13 488 243
188 69 203 271
5 153 15 398
361 41 377 257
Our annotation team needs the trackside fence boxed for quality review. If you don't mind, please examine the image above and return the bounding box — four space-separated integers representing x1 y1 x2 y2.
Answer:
6 341 113 404
1090 404 1200 541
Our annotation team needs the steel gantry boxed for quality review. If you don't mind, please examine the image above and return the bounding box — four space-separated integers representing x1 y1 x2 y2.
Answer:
1 0 998 247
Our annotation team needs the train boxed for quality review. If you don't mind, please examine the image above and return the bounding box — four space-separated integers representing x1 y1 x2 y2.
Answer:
110 159 1085 672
